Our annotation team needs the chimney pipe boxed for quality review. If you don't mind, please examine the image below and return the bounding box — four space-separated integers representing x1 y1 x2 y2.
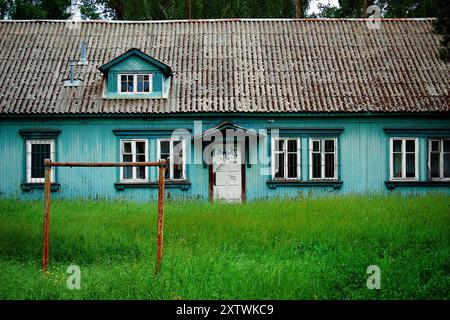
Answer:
64 60 81 87
69 60 76 82
79 41 87 65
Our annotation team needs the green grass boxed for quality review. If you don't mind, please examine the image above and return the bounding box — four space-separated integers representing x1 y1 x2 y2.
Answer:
0 195 449 300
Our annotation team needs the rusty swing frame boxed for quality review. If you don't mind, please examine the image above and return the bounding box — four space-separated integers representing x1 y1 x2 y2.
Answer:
41 159 168 274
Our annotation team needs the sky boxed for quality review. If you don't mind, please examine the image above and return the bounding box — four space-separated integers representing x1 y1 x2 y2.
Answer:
307 0 340 15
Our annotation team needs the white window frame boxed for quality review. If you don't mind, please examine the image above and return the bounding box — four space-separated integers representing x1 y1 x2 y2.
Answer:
271 137 301 180
389 137 419 181
428 138 450 181
26 139 55 183
309 138 338 181
118 73 153 94
157 138 186 180
120 139 149 182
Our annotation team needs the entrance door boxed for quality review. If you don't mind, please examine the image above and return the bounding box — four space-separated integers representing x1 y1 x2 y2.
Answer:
212 143 243 202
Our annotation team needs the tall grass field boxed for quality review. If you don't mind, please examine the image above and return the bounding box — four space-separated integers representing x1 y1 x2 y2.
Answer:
0 195 449 299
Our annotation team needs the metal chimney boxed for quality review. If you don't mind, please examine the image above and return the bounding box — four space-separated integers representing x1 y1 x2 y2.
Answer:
63 60 81 87
78 41 87 65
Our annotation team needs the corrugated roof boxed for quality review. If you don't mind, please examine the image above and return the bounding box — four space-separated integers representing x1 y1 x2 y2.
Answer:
0 18 448 115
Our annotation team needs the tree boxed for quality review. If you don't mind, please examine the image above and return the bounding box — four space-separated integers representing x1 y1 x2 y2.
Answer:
317 0 443 18
5 0 70 19
433 0 450 62
78 0 308 20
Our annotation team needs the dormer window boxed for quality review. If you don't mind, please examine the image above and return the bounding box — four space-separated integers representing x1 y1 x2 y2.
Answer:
99 48 172 99
118 74 153 94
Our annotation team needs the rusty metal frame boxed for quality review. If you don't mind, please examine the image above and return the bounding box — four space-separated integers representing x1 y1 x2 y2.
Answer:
42 159 167 274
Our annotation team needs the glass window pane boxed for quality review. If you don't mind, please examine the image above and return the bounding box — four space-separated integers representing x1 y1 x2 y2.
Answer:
312 153 321 178
431 140 440 152
136 142 145 154
123 142 132 153
444 154 450 178
430 153 440 178
121 75 127 82
287 140 297 153
406 153 415 178
123 154 132 163
127 81 134 92
406 140 415 153
160 141 170 154
275 139 284 152
123 167 132 180
287 153 297 178
160 153 170 160
137 166 146 179
31 143 50 179
393 153 402 178
144 75 149 81
393 140 402 152
325 153 335 178
137 80 143 92
121 82 127 92
173 164 182 179
143 81 150 92
137 154 145 162
274 153 284 178
173 141 183 166
312 140 320 152
325 140 335 152
164 166 170 179
444 140 450 152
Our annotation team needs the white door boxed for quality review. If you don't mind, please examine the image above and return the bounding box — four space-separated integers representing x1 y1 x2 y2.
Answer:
212 143 242 202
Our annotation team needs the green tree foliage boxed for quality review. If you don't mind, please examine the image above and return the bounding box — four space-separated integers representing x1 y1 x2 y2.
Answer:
433 0 450 62
318 0 442 18
4 0 70 19
78 0 305 20
0 0 8 18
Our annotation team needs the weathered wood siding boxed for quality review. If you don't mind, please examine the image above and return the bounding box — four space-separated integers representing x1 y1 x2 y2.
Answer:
0 115 449 201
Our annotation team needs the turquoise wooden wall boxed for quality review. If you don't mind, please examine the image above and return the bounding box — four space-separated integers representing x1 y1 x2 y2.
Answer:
0 115 449 201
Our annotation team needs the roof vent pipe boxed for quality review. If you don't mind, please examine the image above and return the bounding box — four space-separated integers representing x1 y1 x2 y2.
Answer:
63 60 81 87
69 60 76 82
78 41 87 65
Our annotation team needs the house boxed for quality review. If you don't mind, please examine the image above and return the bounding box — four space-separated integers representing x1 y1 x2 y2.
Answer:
0 18 449 202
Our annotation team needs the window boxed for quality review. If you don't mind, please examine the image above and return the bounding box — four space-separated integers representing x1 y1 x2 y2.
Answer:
157 139 186 180
390 138 418 180
118 74 152 94
429 139 450 180
271 138 300 179
309 138 338 180
120 140 148 181
26 139 55 183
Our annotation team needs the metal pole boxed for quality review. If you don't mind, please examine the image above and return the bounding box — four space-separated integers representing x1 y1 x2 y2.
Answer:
155 160 166 273
42 159 51 273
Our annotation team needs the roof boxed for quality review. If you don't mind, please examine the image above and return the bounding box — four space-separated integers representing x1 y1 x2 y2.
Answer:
0 18 448 115
98 48 172 76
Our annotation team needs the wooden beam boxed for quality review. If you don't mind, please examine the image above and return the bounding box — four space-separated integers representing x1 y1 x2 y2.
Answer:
155 161 166 273
40 159 167 274
46 161 162 167
42 160 51 273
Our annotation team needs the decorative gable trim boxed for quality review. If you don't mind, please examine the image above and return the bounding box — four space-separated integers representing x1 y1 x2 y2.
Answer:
19 129 61 139
113 129 191 138
383 128 450 136
99 48 172 77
